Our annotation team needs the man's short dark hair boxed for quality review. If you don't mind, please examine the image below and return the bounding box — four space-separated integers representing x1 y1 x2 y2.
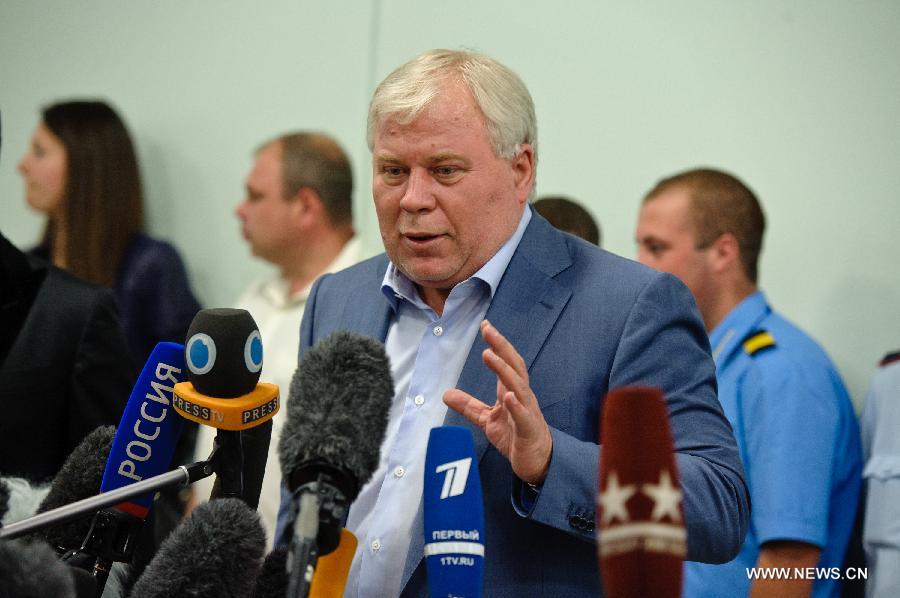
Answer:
644 168 765 283
532 196 600 246
261 132 353 226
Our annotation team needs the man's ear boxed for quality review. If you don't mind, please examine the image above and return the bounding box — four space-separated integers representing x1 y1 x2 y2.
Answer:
511 143 536 205
290 187 323 225
709 232 740 274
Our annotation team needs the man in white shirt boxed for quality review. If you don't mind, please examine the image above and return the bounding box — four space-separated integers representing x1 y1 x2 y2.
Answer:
194 132 361 545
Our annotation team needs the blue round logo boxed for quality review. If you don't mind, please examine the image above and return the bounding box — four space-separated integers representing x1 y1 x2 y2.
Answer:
186 333 216 375
244 330 263 373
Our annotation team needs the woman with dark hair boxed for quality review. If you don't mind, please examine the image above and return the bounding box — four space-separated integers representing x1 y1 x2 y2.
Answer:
18 100 201 366
2 109 133 484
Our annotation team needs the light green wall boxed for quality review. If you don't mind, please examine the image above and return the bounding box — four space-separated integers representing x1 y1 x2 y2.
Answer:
2 1 898 406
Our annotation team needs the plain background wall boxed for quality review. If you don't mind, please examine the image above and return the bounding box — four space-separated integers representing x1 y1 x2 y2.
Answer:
1 1 898 407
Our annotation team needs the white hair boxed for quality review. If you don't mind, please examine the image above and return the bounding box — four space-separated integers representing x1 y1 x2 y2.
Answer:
367 49 538 164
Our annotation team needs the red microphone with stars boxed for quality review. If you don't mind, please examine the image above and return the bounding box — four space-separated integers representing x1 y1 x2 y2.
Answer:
597 386 686 597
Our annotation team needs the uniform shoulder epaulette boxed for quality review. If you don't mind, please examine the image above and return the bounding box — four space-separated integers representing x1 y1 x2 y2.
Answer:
879 350 900 368
742 330 776 356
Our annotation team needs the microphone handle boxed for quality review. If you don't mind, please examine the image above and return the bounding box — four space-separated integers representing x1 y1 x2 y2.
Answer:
0 461 213 540
211 430 244 499
209 419 272 509
288 489 322 598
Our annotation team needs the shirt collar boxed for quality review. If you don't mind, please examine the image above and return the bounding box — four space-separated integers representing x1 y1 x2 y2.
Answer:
381 206 533 312
263 237 362 308
709 290 771 361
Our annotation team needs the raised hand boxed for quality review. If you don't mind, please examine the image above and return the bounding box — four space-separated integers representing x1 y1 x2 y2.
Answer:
443 320 553 485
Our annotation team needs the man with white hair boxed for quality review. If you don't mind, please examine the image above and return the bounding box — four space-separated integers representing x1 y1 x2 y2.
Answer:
277 49 750 596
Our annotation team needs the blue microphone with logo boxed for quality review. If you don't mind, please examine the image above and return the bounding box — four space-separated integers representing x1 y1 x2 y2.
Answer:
100 341 188 517
81 342 188 588
423 426 485 598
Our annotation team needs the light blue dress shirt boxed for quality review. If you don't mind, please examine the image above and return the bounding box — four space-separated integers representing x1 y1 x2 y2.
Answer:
861 355 900 598
684 291 862 598
342 207 532 597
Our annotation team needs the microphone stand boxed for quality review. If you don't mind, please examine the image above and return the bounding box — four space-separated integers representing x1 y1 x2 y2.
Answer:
0 459 214 540
64 507 144 598
0 431 249 597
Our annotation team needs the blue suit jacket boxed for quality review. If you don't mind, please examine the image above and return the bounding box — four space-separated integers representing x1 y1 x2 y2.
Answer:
294 214 749 597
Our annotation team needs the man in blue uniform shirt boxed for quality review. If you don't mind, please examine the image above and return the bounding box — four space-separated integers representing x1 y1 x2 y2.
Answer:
636 168 863 597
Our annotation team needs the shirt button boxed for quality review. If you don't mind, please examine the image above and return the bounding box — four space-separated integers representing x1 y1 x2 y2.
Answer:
393 466 405 479
371 539 381 552
414 394 425 406
433 325 443 336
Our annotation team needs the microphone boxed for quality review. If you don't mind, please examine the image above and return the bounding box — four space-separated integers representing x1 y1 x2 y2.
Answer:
127 497 266 598
173 309 279 507
35 425 116 551
250 547 289 598
307 529 358 598
278 330 393 597
0 539 78 598
250 531 359 598
2 344 189 596
423 426 485 598
0 477 51 527
100 342 188 516
0 343 219 553
597 386 685 598
81 341 189 590
0 478 8 521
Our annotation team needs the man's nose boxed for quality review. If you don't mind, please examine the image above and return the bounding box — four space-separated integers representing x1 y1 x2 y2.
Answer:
398 169 436 212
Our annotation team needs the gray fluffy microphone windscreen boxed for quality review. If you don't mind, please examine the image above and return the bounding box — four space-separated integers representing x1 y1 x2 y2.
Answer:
0 477 51 527
127 497 266 598
278 331 393 498
0 538 77 598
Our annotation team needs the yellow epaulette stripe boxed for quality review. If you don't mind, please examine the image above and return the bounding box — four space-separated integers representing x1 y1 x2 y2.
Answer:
743 331 776 356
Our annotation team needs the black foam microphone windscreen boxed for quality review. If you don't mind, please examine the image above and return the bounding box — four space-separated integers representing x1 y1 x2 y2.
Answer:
35 426 116 550
278 330 393 501
127 497 266 598
184 308 262 398
0 478 9 521
0 539 76 598
175 309 277 504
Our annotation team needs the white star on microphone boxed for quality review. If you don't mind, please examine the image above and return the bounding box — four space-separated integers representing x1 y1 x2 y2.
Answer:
642 470 682 522
598 471 637 525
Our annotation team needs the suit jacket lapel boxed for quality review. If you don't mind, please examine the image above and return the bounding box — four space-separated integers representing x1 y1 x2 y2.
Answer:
443 216 574 460
339 255 393 343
